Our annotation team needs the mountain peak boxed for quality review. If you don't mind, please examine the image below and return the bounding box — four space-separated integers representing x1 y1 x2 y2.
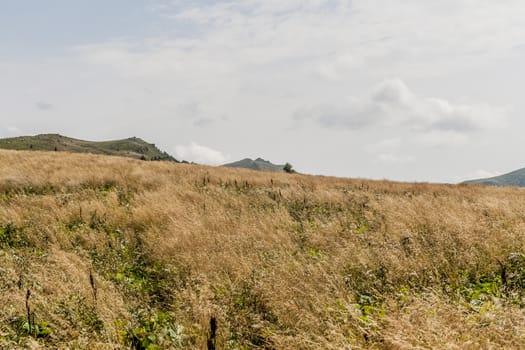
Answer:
223 157 285 172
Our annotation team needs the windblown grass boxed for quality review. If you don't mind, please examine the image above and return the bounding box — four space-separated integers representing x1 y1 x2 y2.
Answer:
1 150 525 349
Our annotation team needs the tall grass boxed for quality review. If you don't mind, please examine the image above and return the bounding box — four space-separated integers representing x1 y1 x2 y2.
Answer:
0 149 525 349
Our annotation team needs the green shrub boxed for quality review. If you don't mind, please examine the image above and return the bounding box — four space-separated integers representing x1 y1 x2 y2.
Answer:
122 310 184 350
0 223 31 248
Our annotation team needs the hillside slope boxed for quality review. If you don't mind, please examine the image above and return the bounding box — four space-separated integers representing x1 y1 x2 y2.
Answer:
1 150 525 349
463 167 525 187
0 134 178 162
223 158 285 172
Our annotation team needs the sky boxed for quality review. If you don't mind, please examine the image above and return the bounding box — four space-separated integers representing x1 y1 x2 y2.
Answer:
2 0 525 183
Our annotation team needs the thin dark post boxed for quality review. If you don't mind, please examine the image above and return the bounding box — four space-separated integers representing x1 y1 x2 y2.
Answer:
89 269 97 302
25 289 31 334
207 316 217 350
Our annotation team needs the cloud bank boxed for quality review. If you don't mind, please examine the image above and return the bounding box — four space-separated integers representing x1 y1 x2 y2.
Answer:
77 0 525 83
174 142 229 165
297 79 508 134
3 0 524 182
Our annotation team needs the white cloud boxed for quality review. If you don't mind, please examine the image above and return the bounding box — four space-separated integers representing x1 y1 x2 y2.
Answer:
76 0 525 84
174 142 229 165
297 79 508 134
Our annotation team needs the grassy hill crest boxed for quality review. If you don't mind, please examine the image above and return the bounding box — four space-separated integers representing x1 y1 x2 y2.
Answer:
0 133 178 162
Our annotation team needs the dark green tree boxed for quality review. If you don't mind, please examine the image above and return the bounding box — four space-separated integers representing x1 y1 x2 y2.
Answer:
283 163 295 174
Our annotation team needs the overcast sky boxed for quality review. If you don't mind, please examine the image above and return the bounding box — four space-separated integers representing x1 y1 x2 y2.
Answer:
2 0 524 182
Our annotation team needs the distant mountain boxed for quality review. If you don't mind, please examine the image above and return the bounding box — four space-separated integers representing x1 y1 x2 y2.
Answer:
223 158 286 172
462 168 525 187
0 134 178 162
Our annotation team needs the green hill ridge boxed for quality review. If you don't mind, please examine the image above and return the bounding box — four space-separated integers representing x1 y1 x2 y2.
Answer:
223 157 285 172
463 167 525 187
0 134 178 162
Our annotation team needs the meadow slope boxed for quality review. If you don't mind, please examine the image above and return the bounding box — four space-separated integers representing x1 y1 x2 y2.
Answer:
1 150 525 349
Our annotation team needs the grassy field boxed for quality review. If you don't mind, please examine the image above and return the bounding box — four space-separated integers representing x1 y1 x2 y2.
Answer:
1 150 525 349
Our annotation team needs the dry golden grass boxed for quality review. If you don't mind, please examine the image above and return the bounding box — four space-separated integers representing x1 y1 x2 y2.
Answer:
1 149 525 349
